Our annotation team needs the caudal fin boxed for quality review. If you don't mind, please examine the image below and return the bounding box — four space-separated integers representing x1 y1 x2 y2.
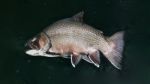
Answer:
104 31 124 69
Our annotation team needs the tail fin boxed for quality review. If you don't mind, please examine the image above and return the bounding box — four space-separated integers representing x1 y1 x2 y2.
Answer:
104 31 124 69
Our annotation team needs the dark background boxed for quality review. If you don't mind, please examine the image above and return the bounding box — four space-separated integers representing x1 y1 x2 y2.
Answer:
0 0 150 84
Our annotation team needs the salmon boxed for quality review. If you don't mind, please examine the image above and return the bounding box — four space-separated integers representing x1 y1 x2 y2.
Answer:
25 12 124 69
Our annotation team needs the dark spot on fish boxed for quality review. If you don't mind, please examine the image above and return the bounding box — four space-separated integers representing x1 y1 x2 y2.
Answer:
46 51 60 55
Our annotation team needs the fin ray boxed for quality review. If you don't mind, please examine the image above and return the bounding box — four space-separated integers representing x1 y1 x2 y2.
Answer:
88 51 100 68
72 11 84 22
71 54 81 68
82 55 93 63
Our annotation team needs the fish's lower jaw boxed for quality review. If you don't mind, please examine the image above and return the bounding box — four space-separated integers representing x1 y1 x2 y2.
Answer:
25 50 39 56
25 49 46 56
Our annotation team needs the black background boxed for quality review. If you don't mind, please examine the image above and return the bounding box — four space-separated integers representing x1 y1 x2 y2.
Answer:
0 0 150 84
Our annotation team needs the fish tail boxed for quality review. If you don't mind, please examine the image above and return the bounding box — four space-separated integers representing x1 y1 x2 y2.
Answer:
103 31 124 69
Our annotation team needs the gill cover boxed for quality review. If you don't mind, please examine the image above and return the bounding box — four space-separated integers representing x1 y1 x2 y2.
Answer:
38 32 51 52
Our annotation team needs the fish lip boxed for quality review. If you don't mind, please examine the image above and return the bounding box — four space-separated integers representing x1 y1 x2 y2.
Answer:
25 49 40 56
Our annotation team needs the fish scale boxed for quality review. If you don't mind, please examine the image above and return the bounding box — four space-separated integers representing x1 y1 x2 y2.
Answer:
25 12 124 69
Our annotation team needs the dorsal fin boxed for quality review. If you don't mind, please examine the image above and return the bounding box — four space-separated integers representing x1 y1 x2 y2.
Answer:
72 11 84 22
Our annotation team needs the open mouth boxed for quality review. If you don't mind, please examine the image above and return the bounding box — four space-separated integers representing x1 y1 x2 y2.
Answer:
25 45 39 56
25 38 56 56
25 37 41 56
25 37 41 50
25 33 60 57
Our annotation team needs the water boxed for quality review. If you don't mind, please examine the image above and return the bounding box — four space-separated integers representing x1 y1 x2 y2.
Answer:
1 0 150 84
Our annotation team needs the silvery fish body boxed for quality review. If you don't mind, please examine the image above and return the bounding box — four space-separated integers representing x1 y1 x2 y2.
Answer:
25 12 124 69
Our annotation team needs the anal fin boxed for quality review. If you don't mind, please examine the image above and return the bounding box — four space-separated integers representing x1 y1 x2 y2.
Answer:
88 50 100 68
82 55 92 63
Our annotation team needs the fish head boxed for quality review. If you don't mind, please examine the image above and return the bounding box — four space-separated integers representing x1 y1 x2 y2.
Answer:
25 32 51 56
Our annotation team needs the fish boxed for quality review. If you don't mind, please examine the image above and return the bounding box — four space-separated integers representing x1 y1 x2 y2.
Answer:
25 12 124 69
